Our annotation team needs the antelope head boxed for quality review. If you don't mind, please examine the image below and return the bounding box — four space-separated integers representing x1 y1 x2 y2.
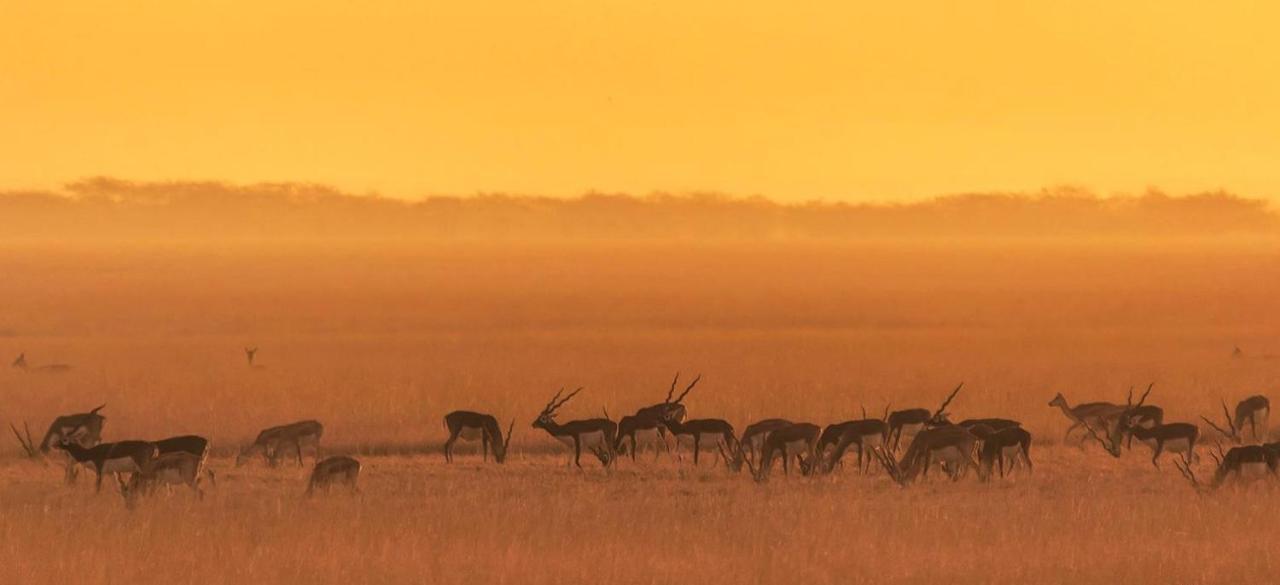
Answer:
928 383 963 426
659 372 700 423
532 387 582 430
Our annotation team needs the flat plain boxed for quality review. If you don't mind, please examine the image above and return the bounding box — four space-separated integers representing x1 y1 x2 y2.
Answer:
1 239 1278 584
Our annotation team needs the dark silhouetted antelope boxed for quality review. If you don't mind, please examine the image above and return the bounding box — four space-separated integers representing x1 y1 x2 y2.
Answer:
307 456 361 495
237 420 324 467
531 387 617 468
977 426 1032 480
443 411 514 463
57 440 157 493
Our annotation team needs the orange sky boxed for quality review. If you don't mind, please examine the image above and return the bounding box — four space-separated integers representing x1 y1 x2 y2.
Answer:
3 1 1279 202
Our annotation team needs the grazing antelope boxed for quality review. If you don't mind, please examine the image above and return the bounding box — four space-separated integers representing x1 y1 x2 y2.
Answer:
1175 444 1278 490
1048 392 1126 449
152 435 215 486
887 383 963 452
722 418 792 472
11 352 71 373
307 456 361 495
56 440 157 493
746 422 820 481
873 425 979 485
531 387 617 468
236 420 324 467
661 416 736 467
443 411 514 463
1233 395 1270 441
123 451 207 503
817 417 887 473
1201 399 1247 444
978 427 1033 480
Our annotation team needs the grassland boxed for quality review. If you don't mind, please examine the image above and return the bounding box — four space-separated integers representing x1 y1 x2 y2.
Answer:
1 240 1278 584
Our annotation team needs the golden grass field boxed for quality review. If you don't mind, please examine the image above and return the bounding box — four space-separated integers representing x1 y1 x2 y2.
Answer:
2 240 1279 584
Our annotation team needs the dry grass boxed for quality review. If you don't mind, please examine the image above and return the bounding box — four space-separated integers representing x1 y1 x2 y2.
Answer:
1 240 1278 584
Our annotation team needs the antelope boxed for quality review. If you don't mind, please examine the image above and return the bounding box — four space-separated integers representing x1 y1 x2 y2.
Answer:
722 418 792 472
661 415 737 467
306 456 361 495
1201 399 1246 445
613 413 670 462
531 387 617 468
443 411 514 463
955 418 1021 433
1048 392 1126 449
873 425 979 485
1232 395 1270 441
817 414 887 474
244 347 264 369
627 373 698 459
35 404 108 484
56 440 157 493
1115 385 1163 449
887 383 963 452
977 426 1033 480
1121 422 1198 468
123 451 206 503
746 422 820 481
11 352 71 373
1175 444 1278 490
236 420 324 467
153 435 215 486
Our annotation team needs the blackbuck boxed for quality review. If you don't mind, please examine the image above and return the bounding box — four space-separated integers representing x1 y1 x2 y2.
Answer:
661 415 736 467
1175 443 1279 490
872 425 979 485
743 422 819 481
1048 392 1126 449
955 418 1021 432
236 420 324 467
721 418 792 472
1231 395 1270 441
531 387 617 468
613 413 671 461
887 383 963 452
123 451 207 504
1115 385 1163 448
977 427 1033 480
153 435 216 486
34 405 108 484
817 415 887 474
307 456 361 495
1122 423 1198 468
633 372 699 428
1199 397 1269 445
244 347 264 369
443 411 514 463
56 440 157 493
11 352 71 373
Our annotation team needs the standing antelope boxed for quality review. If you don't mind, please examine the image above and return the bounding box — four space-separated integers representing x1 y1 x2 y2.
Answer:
56 440 157 493
152 435 215 486
627 373 699 459
661 416 736 467
1122 423 1199 468
1048 393 1126 449
11 352 71 373
613 413 670 462
244 347 264 369
977 426 1033 480
531 388 617 468
443 411 514 463
307 456 361 495
236 420 324 467
36 404 107 484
